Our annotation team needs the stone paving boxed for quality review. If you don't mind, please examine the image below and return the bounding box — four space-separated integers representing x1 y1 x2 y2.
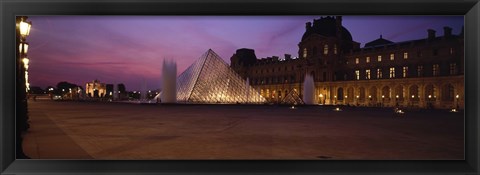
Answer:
22 100 464 160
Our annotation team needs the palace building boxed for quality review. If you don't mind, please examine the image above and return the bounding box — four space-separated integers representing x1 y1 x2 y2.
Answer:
230 16 464 109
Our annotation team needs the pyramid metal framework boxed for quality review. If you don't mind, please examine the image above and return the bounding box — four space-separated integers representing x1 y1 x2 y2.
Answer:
281 90 305 105
176 49 266 104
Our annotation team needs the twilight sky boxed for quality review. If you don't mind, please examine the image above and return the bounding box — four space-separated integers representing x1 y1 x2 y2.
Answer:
27 16 463 91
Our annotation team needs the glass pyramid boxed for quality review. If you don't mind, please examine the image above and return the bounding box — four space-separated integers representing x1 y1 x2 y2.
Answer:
281 90 305 105
176 49 266 104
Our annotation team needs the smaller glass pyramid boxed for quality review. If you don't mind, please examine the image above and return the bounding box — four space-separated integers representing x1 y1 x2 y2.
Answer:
281 90 305 105
176 49 266 104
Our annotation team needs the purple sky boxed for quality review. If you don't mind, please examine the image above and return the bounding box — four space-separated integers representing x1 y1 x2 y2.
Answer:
27 16 463 91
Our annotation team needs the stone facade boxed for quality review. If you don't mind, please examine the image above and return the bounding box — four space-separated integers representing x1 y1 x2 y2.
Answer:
85 79 107 98
230 16 464 109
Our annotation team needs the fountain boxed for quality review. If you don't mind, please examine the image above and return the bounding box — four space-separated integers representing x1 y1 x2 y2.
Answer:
161 59 177 103
140 79 147 102
303 74 315 105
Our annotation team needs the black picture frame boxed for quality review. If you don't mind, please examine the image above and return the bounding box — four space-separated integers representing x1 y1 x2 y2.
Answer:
1 0 479 174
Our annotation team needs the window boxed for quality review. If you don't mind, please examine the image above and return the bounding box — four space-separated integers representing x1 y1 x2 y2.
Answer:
389 67 395 78
377 68 382 79
402 66 408 78
390 53 395 60
355 58 359 64
334 44 337 54
450 48 454 55
365 69 371 80
366 57 370 63
377 55 382 62
417 65 424 77
403 52 408 59
303 48 307 58
323 44 329 55
450 63 457 75
433 64 440 76
417 51 422 57
355 70 360 80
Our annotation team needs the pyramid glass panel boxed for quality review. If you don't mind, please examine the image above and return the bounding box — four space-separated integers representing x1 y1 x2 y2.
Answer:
176 49 266 104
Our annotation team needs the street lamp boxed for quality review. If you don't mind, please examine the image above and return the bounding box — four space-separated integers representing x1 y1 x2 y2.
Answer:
19 42 29 54
381 95 385 107
19 20 32 37
16 16 32 159
456 94 460 109
368 95 372 106
18 17 32 93
22 57 29 70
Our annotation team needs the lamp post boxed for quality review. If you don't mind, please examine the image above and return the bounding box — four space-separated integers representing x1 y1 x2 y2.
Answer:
368 95 372 106
16 16 32 159
381 95 385 107
455 94 459 109
395 95 399 107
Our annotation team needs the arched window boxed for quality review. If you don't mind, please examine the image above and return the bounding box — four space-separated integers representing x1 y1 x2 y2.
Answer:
323 44 329 55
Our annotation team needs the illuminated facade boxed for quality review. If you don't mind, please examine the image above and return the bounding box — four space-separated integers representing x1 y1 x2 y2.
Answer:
231 16 464 109
176 49 266 104
85 79 107 98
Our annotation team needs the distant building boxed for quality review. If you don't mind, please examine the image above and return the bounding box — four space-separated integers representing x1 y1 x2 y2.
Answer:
231 16 464 109
85 79 107 98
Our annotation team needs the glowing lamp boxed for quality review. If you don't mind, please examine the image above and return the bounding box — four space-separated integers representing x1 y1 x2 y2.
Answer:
411 95 415 98
22 57 29 65
356 95 359 99
428 95 432 99
19 20 32 37
382 95 385 98
456 95 459 99
19 42 29 54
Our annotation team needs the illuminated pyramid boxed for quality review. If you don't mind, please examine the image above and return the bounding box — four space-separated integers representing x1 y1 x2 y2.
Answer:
176 49 266 104
281 90 305 105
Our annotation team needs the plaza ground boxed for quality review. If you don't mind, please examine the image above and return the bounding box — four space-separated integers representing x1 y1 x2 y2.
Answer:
22 100 464 160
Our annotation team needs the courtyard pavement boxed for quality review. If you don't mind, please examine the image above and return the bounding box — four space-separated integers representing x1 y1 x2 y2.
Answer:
22 100 464 160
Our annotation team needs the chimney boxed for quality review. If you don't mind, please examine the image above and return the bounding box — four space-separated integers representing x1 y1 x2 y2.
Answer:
336 16 342 26
427 29 436 40
284 54 291 60
443 26 452 38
